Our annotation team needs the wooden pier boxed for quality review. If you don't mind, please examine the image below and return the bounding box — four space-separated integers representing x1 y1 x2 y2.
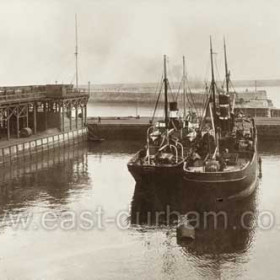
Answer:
0 84 89 164
0 84 88 140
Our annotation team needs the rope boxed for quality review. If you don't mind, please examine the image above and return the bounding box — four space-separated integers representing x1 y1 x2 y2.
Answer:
175 77 182 102
185 75 200 117
150 74 163 117
203 58 210 85
167 80 175 101
199 87 211 131
151 78 163 123
214 54 223 92
166 59 176 101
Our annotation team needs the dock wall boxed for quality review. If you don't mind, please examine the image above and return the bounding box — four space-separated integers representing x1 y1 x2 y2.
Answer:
0 128 87 166
257 127 280 140
87 117 280 141
255 121 280 140
88 123 149 140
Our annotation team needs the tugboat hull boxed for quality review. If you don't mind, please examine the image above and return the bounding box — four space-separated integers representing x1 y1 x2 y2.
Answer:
183 151 258 202
128 162 184 183
128 151 184 183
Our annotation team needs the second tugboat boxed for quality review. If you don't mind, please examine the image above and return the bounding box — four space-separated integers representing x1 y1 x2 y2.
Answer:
183 38 258 201
128 55 189 183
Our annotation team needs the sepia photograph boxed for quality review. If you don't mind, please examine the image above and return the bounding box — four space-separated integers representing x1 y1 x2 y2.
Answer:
0 0 279 279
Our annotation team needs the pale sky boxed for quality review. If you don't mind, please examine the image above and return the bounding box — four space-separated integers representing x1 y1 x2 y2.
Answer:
1 0 280 86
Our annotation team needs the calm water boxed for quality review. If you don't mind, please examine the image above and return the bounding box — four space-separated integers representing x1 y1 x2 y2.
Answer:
0 137 279 280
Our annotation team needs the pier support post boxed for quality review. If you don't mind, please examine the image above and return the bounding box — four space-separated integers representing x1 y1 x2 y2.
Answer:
58 103 61 131
26 104 29 128
16 109 20 138
44 102 48 130
75 105 78 129
69 104 72 131
84 104 87 126
81 106 84 128
62 104 65 132
33 102 37 134
7 117 10 141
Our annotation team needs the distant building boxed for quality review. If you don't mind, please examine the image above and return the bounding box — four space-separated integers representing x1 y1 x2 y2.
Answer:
234 89 279 118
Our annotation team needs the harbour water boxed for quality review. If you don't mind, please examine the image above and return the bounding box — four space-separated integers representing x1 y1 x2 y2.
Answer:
0 136 279 279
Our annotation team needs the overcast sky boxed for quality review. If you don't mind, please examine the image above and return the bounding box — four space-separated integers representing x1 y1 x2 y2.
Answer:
0 0 280 85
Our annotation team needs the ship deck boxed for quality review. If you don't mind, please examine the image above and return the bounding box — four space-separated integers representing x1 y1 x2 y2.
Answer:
186 158 249 173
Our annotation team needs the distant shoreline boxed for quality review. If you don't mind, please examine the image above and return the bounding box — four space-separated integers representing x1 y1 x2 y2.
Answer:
85 79 280 90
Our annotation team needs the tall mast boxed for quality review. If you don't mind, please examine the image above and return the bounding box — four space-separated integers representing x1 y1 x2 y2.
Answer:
163 55 168 128
210 37 216 118
183 56 186 118
224 37 229 94
75 14 79 90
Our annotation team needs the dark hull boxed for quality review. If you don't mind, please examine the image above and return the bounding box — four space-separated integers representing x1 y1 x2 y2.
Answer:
183 149 258 202
128 156 184 183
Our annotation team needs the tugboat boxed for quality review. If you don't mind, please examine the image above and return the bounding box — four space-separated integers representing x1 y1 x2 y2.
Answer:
183 38 258 201
127 55 190 183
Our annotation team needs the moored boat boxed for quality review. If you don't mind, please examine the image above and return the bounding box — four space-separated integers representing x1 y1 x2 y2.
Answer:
128 55 191 183
183 38 258 201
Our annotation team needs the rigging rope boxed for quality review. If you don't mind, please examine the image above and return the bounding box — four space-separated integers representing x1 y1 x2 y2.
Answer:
151 74 164 117
204 58 211 85
175 78 182 102
151 77 164 123
199 86 211 131
214 54 223 92
166 59 176 101
185 75 200 117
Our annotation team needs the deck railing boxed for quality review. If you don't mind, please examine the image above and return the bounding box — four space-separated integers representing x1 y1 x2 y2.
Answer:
0 88 89 104
0 91 45 103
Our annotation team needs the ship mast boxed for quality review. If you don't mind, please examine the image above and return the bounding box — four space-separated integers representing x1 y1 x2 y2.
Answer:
210 37 220 156
210 37 217 125
183 56 186 118
163 55 168 128
75 14 79 90
224 37 229 94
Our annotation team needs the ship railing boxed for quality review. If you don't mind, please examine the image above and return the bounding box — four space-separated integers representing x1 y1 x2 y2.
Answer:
170 145 178 163
145 124 183 164
145 125 155 164
170 135 184 159
212 146 218 159
176 141 184 159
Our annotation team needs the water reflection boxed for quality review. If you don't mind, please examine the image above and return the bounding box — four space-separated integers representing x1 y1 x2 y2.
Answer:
0 144 89 227
88 140 144 155
131 179 258 277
